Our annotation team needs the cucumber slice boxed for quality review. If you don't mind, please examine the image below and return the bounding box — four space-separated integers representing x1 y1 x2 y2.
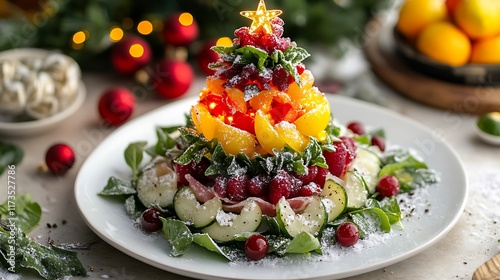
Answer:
321 179 347 223
276 196 326 238
202 200 262 243
174 186 222 229
345 171 368 209
137 159 178 208
350 148 381 194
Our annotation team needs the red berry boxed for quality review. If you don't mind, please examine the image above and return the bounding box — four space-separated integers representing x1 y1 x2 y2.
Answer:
227 175 249 202
244 234 268 261
377 175 400 197
341 137 357 167
268 170 293 204
275 37 291 52
314 167 329 187
259 33 278 53
98 88 135 126
323 141 348 178
270 17 285 37
247 174 271 197
347 121 365 135
371 135 386 152
213 176 228 198
174 159 210 187
45 143 75 175
272 65 290 91
141 208 163 232
298 182 322 197
336 222 360 247
292 165 318 185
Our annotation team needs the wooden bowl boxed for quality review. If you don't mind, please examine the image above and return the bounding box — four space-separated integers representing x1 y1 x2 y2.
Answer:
393 28 500 86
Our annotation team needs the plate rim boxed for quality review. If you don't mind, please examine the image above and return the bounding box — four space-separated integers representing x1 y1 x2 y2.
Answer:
75 94 468 280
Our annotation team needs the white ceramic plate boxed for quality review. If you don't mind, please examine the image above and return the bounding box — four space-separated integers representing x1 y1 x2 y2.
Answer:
75 95 468 280
0 48 86 137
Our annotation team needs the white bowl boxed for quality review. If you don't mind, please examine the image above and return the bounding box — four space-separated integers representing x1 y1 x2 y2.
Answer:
0 48 86 137
476 125 500 146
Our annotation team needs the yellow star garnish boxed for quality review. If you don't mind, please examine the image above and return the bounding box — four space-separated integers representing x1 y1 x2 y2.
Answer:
240 0 282 34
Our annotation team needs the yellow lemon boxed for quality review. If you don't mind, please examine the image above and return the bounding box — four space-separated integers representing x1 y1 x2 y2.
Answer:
454 0 500 39
416 21 471 66
470 35 500 64
397 0 448 40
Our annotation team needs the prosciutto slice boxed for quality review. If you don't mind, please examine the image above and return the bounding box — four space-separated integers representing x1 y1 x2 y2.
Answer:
287 196 314 213
222 196 314 217
185 174 215 203
184 174 317 216
222 197 276 216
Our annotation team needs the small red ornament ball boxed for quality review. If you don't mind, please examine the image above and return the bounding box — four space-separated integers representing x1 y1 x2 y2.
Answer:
111 35 152 75
98 88 135 126
198 40 219 75
152 60 194 99
163 12 199 46
45 143 75 175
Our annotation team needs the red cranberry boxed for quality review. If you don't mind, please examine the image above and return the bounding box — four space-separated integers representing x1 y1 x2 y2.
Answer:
141 208 163 232
371 135 386 152
377 175 400 197
347 121 365 135
336 222 360 247
244 234 268 261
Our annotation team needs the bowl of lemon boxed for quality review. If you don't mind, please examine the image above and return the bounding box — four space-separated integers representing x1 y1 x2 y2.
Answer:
394 0 500 86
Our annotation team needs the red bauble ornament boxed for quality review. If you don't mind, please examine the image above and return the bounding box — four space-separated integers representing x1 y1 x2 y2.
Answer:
45 143 75 175
98 88 135 126
152 60 194 99
198 40 219 75
111 35 152 75
162 12 199 46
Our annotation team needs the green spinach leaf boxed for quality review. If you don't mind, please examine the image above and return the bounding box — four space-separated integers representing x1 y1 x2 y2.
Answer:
124 141 147 181
0 227 87 280
98 176 136 196
0 193 41 233
160 218 193 257
0 141 23 175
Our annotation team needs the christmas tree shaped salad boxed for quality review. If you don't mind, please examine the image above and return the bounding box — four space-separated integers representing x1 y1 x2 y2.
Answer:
100 0 438 261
